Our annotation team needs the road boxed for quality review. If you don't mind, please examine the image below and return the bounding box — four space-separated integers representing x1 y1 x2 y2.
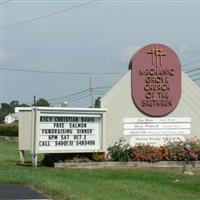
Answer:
0 184 49 199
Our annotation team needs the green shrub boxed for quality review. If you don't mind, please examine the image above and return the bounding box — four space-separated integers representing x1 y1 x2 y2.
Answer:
107 138 132 161
0 123 18 137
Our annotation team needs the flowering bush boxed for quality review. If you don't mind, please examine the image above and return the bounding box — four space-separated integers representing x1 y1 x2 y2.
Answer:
108 138 200 163
131 138 200 163
131 145 162 163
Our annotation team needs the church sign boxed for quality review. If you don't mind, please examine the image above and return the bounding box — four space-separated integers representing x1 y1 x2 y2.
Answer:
131 43 181 116
39 113 101 152
18 107 106 167
123 117 191 146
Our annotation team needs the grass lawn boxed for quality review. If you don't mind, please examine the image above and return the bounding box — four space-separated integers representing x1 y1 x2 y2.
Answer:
1 140 200 200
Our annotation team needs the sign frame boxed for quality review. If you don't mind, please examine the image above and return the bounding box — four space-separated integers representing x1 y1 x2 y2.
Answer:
18 107 106 167
36 111 103 154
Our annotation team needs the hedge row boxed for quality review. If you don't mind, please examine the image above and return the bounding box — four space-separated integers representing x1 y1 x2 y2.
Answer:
0 123 18 137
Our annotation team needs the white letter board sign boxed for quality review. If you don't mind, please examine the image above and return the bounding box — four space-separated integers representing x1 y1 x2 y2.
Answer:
39 113 101 152
18 107 106 167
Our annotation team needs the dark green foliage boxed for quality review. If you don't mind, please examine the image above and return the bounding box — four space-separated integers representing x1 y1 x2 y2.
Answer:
34 98 50 107
0 111 8 124
0 103 11 122
94 97 101 108
10 100 19 112
107 138 132 161
0 101 29 122
0 123 18 137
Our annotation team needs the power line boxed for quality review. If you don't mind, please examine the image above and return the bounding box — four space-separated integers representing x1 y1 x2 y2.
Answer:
50 90 91 103
3 58 200 76
50 94 91 104
48 87 109 102
1 66 124 75
0 0 98 30
26 86 110 105
47 89 90 102
25 88 90 105
4 63 200 80
192 77 200 82
54 92 105 104
2 58 200 76
185 68 200 74
183 59 200 68
93 92 106 95
51 93 91 105
51 90 107 105
91 86 111 89
189 72 200 78
0 0 11 4
31 90 90 105
55 87 109 99
69 94 91 103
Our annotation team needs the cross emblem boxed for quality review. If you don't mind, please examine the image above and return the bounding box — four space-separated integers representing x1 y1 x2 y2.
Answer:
147 45 166 67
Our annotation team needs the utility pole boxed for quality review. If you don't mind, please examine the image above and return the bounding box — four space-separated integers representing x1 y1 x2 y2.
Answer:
89 78 94 108
33 95 36 106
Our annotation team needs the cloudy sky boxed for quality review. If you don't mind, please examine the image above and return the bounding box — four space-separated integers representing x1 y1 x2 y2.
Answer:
1 0 200 107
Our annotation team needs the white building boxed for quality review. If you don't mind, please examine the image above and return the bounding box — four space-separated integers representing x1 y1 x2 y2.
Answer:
100 70 200 147
5 113 19 124
100 43 200 147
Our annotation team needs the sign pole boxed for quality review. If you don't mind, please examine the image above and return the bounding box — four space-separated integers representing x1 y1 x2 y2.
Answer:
31 108 38 167
19 150 25 164
90 77 94 108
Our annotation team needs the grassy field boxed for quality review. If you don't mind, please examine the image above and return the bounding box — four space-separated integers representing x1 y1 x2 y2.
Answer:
1 140 200 200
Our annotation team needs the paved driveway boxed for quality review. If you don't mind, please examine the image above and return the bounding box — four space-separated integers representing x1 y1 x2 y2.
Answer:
0 184 49 199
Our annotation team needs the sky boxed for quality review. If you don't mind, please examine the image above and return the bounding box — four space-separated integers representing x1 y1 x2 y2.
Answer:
1 0 200 107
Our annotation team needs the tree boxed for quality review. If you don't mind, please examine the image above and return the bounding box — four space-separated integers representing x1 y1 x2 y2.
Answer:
18 103 29 107
35 98 50 107
94 97 101 108
10 100 19 113
1 103 11 113
0 101 29 123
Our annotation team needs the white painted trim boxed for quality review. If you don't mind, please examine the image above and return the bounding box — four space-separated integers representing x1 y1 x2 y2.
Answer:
16 107 107 112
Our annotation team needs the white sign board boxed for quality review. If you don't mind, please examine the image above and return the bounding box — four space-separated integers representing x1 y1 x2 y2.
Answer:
17 107 106 167
123 117 191 146
38 113 101 152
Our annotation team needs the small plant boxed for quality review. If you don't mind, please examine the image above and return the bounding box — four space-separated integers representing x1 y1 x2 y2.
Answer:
107 138 132 161
92 152 106 162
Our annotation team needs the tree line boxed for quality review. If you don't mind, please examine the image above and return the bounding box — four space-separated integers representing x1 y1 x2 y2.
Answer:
0 98 50 123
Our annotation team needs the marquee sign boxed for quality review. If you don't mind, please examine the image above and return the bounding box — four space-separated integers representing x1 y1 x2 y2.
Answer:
130 43 181 116
39 113 101 152
17 107 106 167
